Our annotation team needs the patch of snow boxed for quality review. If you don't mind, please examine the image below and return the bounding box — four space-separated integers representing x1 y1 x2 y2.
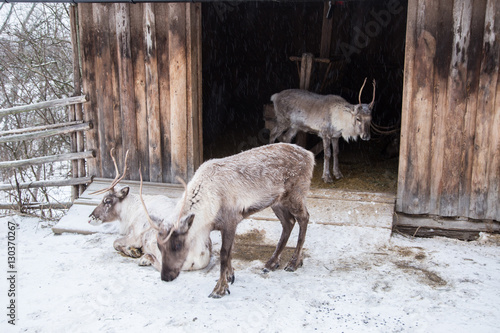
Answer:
1 215 499 332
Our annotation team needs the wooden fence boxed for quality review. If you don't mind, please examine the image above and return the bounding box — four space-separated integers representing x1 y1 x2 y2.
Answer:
0 96 93 212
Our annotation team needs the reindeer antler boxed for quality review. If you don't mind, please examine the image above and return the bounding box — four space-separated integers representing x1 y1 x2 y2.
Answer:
90 148 129 195
358 77 368 104
141 174 190 246
139 165 161 232
369 79 376 109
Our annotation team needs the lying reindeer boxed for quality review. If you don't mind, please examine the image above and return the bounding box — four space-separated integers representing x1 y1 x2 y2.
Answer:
270 78 376 182
145 143 315 298
88 149 211 272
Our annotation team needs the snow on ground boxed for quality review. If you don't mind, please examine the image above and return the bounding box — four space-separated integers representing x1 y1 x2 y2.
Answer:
1 214 500 333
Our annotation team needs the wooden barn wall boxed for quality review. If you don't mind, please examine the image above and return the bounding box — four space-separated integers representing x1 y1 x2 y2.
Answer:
78 3 202 183
397 0 500 222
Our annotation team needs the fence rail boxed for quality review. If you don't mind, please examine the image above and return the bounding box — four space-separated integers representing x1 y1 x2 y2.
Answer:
0 176 93 191
0 95 87 117
0 95 92 211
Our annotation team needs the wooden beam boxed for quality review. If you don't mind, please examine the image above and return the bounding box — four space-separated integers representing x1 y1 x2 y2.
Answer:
0 202 73 210
168 3 188 183
78 3 99 177
0 122 91 144
144 3 162 182
0 96 87 117
0 120 84 136
115 3 139 181
320 1 333 59
0 177 93 191
394 213 500 233
0 151 95 169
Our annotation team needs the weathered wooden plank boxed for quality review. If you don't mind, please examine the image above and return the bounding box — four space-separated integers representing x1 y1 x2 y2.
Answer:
0 95 87 118
93 4 115 178
130 4 149 181
155 3 172 183
394 213 500 234
107 4 124 178
78 4 99 177
427 0 449 215
186 3 203 180
195 2 203 174
0 120 84 136
488 65 500 220
0 202 73 211
485 0 500 220
0 122 91 144
396 0 418 213
70 4 86 196
0 177 93 191
402 0 437 215
436 0 468 217
144 3 162 183
459 0 487 218
168 3 188 183
0 151 94 169
320 1 333 60
115 3 139 181
470 0 500 219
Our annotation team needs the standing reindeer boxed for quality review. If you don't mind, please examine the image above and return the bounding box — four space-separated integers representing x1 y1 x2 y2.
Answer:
147 143 315 298
270 78 376 182
88 149 211 272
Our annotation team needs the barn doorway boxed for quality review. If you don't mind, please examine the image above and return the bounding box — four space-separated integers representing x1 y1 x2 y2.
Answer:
201 1 407 193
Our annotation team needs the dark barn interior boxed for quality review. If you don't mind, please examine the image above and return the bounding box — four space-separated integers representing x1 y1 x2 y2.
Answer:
202 0 408 193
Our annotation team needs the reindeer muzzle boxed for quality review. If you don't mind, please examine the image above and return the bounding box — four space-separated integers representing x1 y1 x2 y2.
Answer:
361 133 371 141
161 270 180 282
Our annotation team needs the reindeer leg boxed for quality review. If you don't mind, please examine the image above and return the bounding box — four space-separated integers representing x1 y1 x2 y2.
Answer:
331 137 343 179
138 254 162 271
264 205 295 272
284 204 309 272
322 137 334 183
269 123 287 143
282 128 298 143
209 225 236 298
113 237 142 258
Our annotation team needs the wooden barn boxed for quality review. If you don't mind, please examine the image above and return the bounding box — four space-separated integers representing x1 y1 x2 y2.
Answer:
57 0 498 239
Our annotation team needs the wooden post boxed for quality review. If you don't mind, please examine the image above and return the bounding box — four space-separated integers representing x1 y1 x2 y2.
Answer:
78 4 99 178
115 3 139 181
144 3 162 183
168 3 188 183
71 5 86 196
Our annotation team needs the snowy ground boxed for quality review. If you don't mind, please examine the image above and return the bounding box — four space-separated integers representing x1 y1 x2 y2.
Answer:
1 214 500 333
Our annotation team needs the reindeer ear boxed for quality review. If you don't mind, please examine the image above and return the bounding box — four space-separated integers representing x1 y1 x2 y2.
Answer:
117 187 130 199
177 213 195 234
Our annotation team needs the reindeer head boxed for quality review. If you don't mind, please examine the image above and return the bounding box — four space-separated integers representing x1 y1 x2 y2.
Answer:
352 78 376 141
156 213 195 281
138 172 195 281
88 149 129 225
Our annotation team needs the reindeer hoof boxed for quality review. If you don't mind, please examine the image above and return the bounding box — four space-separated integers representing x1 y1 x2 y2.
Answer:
264 259 280 272
227 274 235 284
284 258 303 272
138 254 152 266
128 247 142 258
322 175 334 183
209 279 230 298
209 288 230 298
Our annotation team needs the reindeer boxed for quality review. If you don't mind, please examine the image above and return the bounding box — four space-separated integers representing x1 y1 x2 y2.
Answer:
88 149 211 272
146 143 315 298
270 78 376 182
